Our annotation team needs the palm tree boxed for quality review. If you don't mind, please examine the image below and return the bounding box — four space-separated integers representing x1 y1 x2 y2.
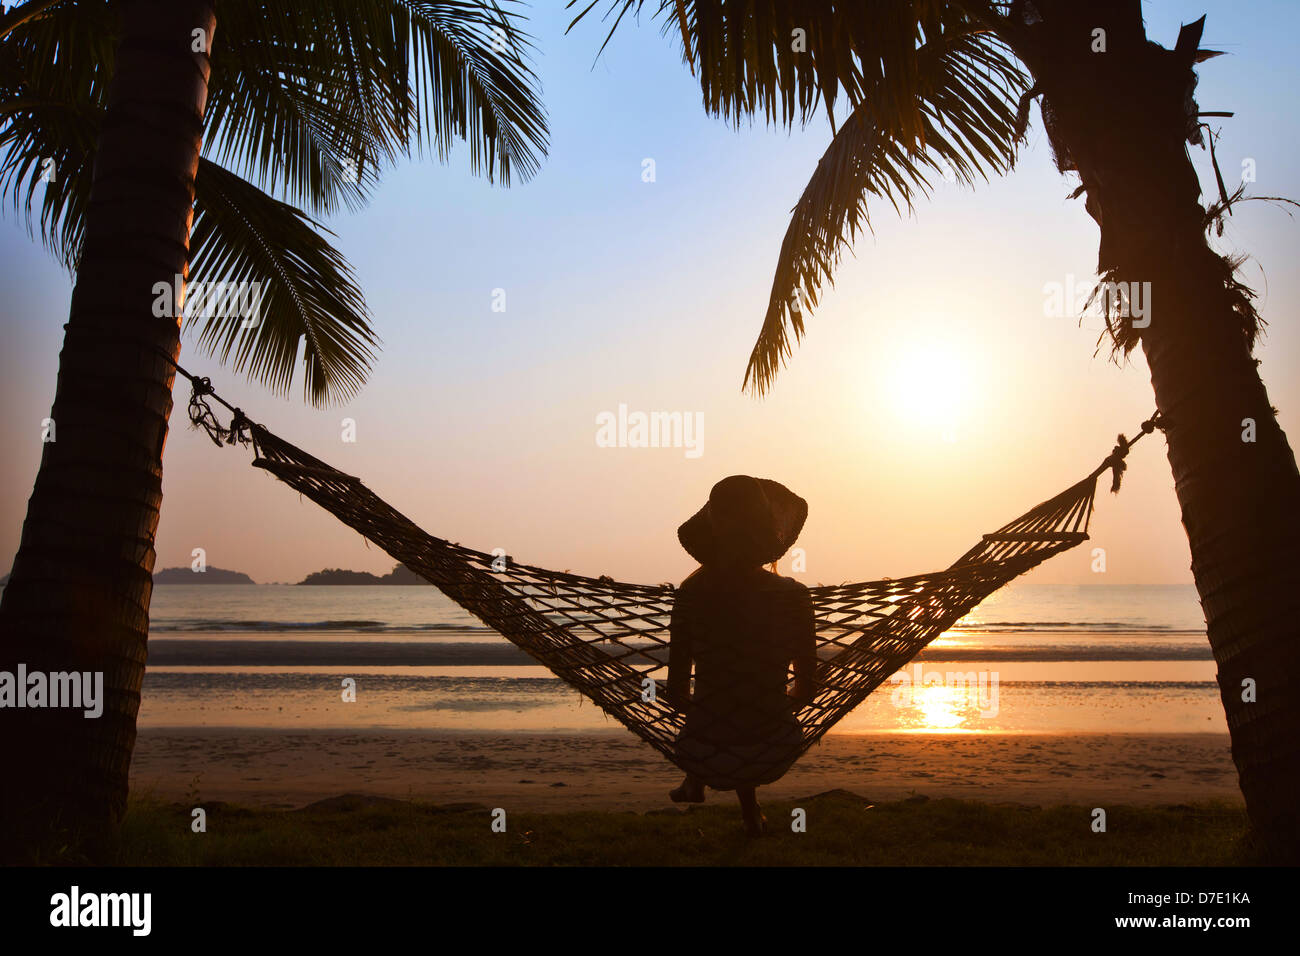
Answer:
571 0 1300 858
0 0 547 859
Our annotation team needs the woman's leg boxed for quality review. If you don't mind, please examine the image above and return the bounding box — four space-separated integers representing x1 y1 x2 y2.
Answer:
737 786 765 836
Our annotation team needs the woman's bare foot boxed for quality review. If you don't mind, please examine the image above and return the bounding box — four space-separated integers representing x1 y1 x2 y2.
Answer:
669 775 705 803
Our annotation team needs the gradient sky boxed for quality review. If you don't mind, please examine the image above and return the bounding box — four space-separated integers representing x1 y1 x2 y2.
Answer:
2 1 1298 588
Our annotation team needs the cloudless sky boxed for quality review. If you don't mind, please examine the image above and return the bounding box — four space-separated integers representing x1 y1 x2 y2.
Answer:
2 1 1298 589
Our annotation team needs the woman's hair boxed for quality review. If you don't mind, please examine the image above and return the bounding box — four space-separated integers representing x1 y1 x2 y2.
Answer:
681 560 780 587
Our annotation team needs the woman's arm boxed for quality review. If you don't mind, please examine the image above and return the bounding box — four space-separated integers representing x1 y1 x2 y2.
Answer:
666 597 693 708
790 587 818 707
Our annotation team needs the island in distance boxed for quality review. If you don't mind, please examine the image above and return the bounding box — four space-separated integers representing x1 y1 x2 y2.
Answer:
148 563 426 585
154 566 256 584
297 564 425 585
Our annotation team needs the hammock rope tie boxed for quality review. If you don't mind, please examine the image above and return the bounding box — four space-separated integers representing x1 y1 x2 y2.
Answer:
186 375 253 447
1093 412 1164 493
162 352 1165 784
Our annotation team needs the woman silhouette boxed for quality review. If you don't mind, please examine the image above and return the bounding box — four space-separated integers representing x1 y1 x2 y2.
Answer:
666 475 818 836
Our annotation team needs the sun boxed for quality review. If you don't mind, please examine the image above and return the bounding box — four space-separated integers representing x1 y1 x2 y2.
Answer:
886 343 975 437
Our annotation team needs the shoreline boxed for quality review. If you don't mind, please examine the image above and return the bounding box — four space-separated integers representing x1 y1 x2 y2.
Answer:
145 635 1214 666
130 728 1240 812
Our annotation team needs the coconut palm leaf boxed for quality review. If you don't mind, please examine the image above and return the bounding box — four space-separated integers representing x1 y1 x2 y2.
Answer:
0 0 549 404
0 0 71 41
0 89 378 404
568 1 1028 393
0 1 113 266
189 160 379 404
569 0 966 129
206 0 549 213
0 92 96 270
745 27 1026 392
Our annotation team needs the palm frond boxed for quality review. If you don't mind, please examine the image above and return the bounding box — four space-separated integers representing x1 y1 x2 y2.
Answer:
568 1 1007 129
744 27 1027 393
0 0 70 41
0 99 91 268
188 160 379 406
565 2 1027 394
0 81 378 405
0 0 114 265
202 6 380 217
1 1 545 405
206 0 549 211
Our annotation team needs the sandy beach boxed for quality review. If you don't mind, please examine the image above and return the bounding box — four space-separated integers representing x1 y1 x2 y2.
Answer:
130 729 1240 812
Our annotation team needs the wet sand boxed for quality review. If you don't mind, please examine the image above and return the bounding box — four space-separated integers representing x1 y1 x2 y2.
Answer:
130 729 1240 811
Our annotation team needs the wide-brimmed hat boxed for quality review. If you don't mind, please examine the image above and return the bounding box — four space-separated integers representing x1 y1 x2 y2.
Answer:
678 475 808 567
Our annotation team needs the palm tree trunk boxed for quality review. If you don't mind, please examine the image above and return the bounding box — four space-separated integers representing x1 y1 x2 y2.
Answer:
0 0 215 861
1003 0 1300 858
1140 265 1300 862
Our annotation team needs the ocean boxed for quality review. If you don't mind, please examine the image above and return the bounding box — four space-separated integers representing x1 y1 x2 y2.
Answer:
141 582 1224 735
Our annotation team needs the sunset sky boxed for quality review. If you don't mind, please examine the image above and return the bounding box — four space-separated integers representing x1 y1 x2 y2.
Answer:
2 0 1298 589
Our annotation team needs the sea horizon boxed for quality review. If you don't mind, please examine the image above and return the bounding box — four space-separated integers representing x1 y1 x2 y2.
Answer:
134 582 1222 736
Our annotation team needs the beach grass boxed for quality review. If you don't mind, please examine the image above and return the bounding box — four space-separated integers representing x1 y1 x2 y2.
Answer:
107 790 1255 866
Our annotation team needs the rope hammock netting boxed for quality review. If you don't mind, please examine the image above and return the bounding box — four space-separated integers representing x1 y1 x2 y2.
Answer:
176 362 1162 787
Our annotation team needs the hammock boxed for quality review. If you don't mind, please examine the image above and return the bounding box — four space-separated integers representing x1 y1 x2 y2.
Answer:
179 366 1160 784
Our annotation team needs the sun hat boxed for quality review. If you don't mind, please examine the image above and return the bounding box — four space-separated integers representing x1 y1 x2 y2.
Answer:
677 475 808 567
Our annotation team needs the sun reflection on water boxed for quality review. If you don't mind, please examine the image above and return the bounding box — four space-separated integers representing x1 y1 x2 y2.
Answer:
892 669 999 734
913 684 967 730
